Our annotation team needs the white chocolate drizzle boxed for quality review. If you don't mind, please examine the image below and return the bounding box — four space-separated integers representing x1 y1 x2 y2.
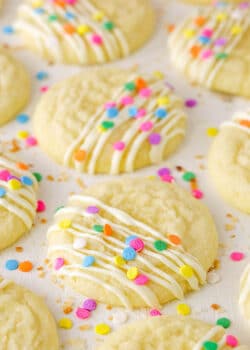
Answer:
239 264 250 316
221 110 250 134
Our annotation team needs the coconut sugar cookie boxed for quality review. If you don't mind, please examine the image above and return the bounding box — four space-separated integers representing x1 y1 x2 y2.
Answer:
97 316 249 350
208 110 250 214
0 48 30 126
15 0 155 65
168 2 250 98
239 264 250 322
33 68 187 175
0 276 59 350
47 177 218 309
0 149 38 250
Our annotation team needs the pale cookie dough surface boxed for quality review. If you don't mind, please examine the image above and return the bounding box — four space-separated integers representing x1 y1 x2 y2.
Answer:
0 276 59 350
239 264 250 322
97 316 249 350
33 68 187 175
15 0 155 65
208 110 250 214
0 48 30 126
0 149 38 250
168 2 250 98
47 177 218 309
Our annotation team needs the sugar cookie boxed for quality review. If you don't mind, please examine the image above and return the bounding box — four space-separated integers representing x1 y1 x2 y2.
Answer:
182 0 243 5
97 316 249 350
0 48 30 126
47 177 218 309
208 110 250 214
168 2 250 98
15 0 155 65
33 68 187 174
0 149 38 250
0 276 59 350
239 264 250 322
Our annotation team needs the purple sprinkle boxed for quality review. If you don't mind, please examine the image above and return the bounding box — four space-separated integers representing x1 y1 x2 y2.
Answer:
157 168 171 177
214 37 227 46
185 99 197 108
148 133 161 145
83 298 97 311
86 206 99 214
7 175 20 181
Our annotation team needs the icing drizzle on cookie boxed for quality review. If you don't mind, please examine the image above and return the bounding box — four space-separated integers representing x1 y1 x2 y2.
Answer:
239 264 250 317
169 2 250 88
0 154 38 228
63 74 186 174
47 194 206 308
221 110 250 134
16 0 129 63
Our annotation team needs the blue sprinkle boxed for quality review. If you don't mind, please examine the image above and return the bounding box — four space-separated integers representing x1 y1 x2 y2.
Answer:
155 108 168 119
122 247 136 261
128 106 138 118
5 259 19 271
106 107 119 118
21 176 33 186
199 36 211 44
36 71 48 81
16 113 30 124
83 256 95 267
65 11 75 20
0 188 6 198
34 8 45 14
2 25 14 34
125 235 138 245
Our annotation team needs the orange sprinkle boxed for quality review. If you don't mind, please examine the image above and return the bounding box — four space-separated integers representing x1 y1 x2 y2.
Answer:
190 45 202 58
104 224 113 236
54 0 66 7
16 162 29 170
168 234 182 245
194 16 206 27
136 78 147 90
190 179 198 191
167 24 175 33
74 150 86 162
19 260 33 272
239 119 250 128
64 23 76 35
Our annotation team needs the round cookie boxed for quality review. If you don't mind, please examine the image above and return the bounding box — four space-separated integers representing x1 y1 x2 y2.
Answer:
47 177 218 309
33 68 187 175
208 110 250 214
0 277 59 350
0 48 30 125
239 264 250 322
0 149 38 250
15 0 155 65
168 2 250 98
97 316 249 350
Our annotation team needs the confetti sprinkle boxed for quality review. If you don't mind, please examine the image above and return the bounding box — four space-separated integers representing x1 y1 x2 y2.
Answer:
16 113 30 124
59 318 73 329
185 99 197 108
216 317 231 329
150 309 162 317
5 259 19 271
83 256 95 267
76 308 90 320
207 127 219 137
177 303 191 316
54 257 65 270
230 251 245 262
37 200 46 212
95 323 110 335
19 260 33 272
83 299 97 311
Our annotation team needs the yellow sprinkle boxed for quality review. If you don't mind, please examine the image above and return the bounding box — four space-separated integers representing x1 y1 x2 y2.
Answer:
153 71 164 79
147 175 156 180
95 323 110 335
207 127 218 137
58 219 72 229
127 267 139 280
93 11 104 21
177 303 191 316
114 256 125 267
231 25 242 35
58 318 73 329
97 125 106 133
77 24 90 35
216 13 227 22
157 96 170 106
8 179 22 190
183 29 195 39
17 130 29 139
179 265 194 278
32 0 43 7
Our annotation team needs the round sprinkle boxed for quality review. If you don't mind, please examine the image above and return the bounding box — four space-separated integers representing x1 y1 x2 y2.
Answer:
83 299 97 311
75 308 90 320
125 235 138 245
124 82 136 91
157 167 171 177
179 265 194 278
17 130 29 139
8 179 21 190
104 224 113 236
36 200 46 212
86 206 99 214
21 176 33 186
127 267 139 280
106 107 119 118
73 238 87 249
5 259 19 271
91 34 103 45
185 99 197 108
59 219 72 229
129 238 145 252
216 317 231 329
33 172 43 182
134 274 149 285
157 96 170 106
16 162 29 171
128 106 138 118
155 108 167 119
177 303 191 316
3 25 14 34
0 188 6 198
74 149 86 162
26 136 37 147
203 341 218 350
230 251 245 262
113 141 125 151
182 171 196 182
122 247 136 261
154 240 168 251
36 71 48 80
192 189 204 199
16 113 30 124
148 133 161 145
54 257 64 270
59 318 73 329
168 234 182 245
19 260 33 272
114 256 126 267
103 21 114 31
226 335 238 347
83 256 95 267
93 224 103 233
0 170 10 181
207 127 218 137
101 121 114 130
161 174 175 183
140 88 152 98
139 121 153 132
95 323 110 335
149 309 162 317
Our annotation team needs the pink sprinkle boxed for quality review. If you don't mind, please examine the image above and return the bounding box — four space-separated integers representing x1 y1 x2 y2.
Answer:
91 34 103 45
161 174 175 183
226 335 238 347
230 252 245 262
0 170 10 181
192 189 204 199
136 108 146 118
202 49 213 59
150 309 162 317
139 88 152 98
120 95 134 106
26 136 37 147
66 0 77 4
113 141 125 151
54 257 64 270
36 200 46 212
139 121 153 132
40 86 49 93
75 307 90 319
202 28 213 37
104 101 116 109
129 238 145 252
134 274 149 285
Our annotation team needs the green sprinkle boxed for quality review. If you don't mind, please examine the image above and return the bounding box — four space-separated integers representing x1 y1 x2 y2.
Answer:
124 82 136 91
48 14 58 21
216 317 231 329
215 52 228 60
55 206 64 213
101 121 114 130
33 172 43 182
203 341 218 350
103 21 114 31
154 240 168 251
182 171 196 182
93 224 103 233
